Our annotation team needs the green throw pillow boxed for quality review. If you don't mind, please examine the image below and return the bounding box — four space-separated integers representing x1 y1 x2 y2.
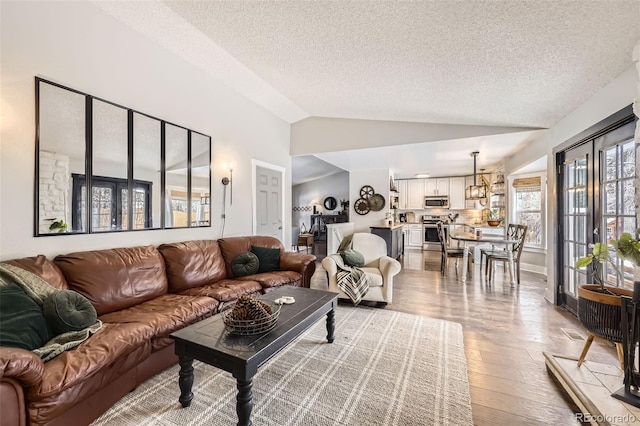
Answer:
231 252 260 277
341 249 365 267
43 290 97 335
0 283 53 350
250 245 281 273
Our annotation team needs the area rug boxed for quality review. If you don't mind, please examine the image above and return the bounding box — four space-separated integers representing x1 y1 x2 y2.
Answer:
91 306 472 426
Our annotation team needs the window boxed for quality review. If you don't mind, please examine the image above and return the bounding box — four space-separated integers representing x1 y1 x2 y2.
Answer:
511 174 545 249
601 139 636 288
72 175 152 232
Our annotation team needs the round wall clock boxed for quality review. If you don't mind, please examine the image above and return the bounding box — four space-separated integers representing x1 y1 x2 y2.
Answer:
368 194 386 211
323 196 337 210
354 198 370 215
360 185 374 199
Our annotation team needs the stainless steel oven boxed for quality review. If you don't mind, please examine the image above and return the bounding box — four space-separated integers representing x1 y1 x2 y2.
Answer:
422 215 445 251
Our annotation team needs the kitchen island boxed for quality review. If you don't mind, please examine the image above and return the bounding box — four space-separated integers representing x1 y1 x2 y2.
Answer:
370 223 404 259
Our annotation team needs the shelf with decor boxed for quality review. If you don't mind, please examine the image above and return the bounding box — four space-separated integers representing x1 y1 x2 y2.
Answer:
489 171 506 223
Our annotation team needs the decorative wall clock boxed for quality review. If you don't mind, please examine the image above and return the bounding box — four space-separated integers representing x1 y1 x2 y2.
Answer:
360 185 374 199
368 194 386 211
354 198 371 215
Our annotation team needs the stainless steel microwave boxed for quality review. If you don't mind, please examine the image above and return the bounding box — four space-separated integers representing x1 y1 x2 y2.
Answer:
424 196 449 209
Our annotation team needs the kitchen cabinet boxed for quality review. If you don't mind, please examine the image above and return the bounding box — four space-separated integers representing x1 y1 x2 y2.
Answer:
448 177 466 209
407 224 423 248
370 224 404 259
407 179 424 209
424 178 449 196
396 179 408 209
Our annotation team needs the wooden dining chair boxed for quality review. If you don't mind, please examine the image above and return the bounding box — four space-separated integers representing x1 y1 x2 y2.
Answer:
437 222 472 276
485 224 527 284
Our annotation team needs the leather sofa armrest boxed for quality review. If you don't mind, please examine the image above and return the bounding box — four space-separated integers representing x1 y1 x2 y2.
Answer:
279 252 317 288
0 347 44 388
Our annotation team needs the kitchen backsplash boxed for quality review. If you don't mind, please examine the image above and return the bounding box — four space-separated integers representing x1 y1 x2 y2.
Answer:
397 208 486 224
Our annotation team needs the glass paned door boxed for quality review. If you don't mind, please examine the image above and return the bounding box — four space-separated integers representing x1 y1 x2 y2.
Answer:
559 143 593 313
596 122 637 288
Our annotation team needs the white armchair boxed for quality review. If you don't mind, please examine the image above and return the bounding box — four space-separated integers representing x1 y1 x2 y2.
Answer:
321 233 401 304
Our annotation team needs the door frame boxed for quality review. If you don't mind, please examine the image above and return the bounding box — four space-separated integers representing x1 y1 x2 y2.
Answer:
251 159 286 242
553 104 636 308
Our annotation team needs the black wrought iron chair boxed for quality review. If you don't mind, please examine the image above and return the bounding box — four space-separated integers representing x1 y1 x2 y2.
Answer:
437 222 472 276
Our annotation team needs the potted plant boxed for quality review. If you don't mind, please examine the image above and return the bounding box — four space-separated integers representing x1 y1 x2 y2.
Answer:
339 199 349 215
486 208 501 227
48 218 68 233
575 231 640 366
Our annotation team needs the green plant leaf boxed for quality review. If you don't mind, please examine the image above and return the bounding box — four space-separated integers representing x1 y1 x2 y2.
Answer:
576 254 594 268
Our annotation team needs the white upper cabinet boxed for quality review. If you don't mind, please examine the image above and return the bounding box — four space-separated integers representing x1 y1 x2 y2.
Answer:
396 179 408 209
448 177 466 209
424 178 449 196
407 179 424 209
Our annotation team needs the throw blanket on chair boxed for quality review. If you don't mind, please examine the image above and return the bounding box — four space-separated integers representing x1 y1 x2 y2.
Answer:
327 254 369 305
0 263 102 361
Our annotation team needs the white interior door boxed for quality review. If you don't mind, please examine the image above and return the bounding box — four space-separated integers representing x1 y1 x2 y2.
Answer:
254 164 284 241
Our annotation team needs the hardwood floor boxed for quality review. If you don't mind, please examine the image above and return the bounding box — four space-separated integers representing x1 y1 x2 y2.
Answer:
310 248 619 425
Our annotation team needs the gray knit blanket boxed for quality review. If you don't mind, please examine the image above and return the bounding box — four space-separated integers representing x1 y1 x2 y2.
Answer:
327 254 369 305
0 263 102 362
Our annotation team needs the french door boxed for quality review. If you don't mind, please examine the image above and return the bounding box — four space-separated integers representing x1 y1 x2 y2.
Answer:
557 110 637 313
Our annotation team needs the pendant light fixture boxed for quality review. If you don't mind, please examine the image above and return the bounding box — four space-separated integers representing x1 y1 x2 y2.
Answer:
465 151 487 200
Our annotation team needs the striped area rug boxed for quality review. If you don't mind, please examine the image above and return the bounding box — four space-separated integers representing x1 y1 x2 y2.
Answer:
92 306 472 426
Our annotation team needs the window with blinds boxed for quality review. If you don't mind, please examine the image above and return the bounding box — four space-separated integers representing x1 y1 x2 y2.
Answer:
513 175 543 247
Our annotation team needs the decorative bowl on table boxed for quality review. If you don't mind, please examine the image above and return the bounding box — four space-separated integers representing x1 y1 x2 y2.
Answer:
487 220 501 227
222 297 281 335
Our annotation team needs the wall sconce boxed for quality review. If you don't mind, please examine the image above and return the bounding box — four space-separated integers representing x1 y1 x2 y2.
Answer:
222 163 233 205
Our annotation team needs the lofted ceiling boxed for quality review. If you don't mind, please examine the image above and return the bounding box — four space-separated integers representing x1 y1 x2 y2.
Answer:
95 0 640 179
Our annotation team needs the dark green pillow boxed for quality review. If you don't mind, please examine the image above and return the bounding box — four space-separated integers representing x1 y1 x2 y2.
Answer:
0 283 52 350
251 245 281 273
43 290 97 335
231 252 260 277
341 249 365 267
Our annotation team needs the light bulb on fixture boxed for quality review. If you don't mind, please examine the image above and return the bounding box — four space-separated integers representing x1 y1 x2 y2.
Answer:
415 173 430 178
222 162 233 205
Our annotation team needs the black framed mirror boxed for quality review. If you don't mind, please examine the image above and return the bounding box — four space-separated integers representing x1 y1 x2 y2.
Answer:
324 196 337 210
35 77 211 236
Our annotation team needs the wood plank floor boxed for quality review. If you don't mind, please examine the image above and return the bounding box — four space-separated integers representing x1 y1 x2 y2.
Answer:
310 248 620 425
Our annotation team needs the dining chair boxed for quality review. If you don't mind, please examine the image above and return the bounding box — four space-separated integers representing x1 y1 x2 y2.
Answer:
437 222 472 276
485 224 528 284
480 223 519 272
291 226 300 252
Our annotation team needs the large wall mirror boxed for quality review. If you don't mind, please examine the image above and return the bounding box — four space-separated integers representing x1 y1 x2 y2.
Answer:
35 78 211 236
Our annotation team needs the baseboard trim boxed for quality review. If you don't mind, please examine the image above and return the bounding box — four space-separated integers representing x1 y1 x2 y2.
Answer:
521 262 546 276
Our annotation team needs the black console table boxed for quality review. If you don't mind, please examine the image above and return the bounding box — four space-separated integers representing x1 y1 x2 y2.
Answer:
311 214 348 241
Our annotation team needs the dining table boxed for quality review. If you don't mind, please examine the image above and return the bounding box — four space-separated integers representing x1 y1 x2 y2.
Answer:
449 231 519 286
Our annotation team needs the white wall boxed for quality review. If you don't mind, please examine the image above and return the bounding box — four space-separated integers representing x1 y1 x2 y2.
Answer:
504 64 639 303
292 171 349 230
0 1 291 260
349 169 392 232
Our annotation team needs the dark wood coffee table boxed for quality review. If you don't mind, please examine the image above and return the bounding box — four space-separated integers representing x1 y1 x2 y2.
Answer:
170 286 338 426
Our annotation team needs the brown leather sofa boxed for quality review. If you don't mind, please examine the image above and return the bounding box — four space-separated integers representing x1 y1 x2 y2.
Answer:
0 236 316 426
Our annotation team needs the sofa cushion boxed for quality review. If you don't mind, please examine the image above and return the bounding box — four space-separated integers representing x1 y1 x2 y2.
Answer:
3 255 68 290
54 246 168 316
218 236 285 278
98 294 218 337
340 249 365 267
231 252 260 277
238 271 302 289
27 322 153 401
43 290 97 335
178 279 262 303
0 283 52 351
250 246 281 273
157 240 227 293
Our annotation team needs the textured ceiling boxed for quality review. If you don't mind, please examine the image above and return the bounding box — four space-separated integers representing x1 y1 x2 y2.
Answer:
95 1 639 180
163 0 640 128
